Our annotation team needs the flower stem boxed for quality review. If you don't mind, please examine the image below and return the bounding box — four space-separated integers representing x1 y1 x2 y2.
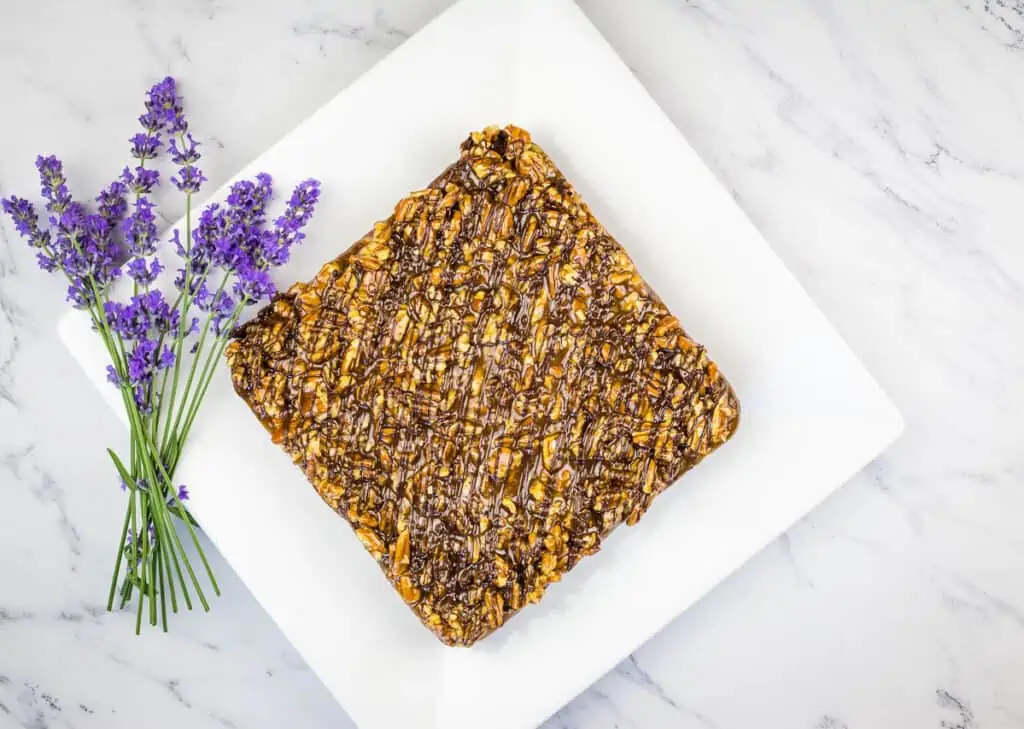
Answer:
157 189 193 458
158 501 190 610
156 537 168 631
163 273 229 459
135 495 149 635
107 484 134 611
141 427 220 598
126 398 214 609
175 310 242 457
154 510 178 614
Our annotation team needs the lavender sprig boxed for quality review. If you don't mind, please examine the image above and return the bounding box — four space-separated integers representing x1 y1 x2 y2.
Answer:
36 155 72 216
2 75 322 634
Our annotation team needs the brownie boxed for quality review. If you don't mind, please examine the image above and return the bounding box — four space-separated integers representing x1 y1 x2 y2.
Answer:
225 125 740 646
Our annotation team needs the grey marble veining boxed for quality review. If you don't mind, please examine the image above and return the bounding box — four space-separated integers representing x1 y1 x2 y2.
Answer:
1 0 1022 727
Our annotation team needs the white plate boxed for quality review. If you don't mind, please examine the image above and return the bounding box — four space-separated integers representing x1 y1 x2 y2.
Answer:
58 0 904 727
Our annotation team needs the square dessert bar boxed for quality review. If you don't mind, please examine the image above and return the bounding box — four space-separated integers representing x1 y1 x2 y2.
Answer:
225 125 740 646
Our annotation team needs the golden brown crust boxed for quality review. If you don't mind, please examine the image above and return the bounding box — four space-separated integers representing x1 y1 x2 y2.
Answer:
225 125 740 646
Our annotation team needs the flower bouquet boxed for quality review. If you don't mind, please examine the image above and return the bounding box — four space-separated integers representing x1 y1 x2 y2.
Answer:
2 78 321 633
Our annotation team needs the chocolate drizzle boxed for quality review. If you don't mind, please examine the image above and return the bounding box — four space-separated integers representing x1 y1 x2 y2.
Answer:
226 125 740 646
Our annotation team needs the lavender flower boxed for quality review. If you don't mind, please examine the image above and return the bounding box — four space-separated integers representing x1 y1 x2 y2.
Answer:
1 197 50 250
47 201 122 307
105 290 178 410
226 173 273 229
146 77 185 133
121 166 160 195
96 180 128 228
36 155 72 215
36 251 60 273
171 166 206 193
123 197 158 257
130 77 183 162
105 290 179 342
209 290 236 335
125 256 163 286
233 264 275 304
257 179 321 267
167 133 201 166
138 105 163 133
129 133 160 161
168 132 205 195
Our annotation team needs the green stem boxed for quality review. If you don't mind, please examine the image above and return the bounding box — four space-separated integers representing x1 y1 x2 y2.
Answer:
174 304 245 460
158 503 191 611
156 184 194 457
110 444 182 622
134 495 148 635
106 485 134 612
143 431 220 598
153 510 178 614
125 399 212 610
127 485 139 611
106 344 210 621
156 534 168 631
162 273 229 458
149 331 171 444
150 276 207 453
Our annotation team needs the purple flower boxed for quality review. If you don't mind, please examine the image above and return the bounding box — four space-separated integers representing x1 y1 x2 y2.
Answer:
247 179 321 270
174 267 210 301
123 197 158 256
105 290 179 342
114 328 176 412
168 132 205 194
1 196 51 250
55 201 86 234
171 175 322 336
125 255 163 286
177 485 189 501
209 290 236 335
225 173 273 229
167 133 201 166
146 77 185 133
233 263 275 304
48 204 122 307
138 108 163 133
120 166 161 195
176 204 222 286
95 180 128 228
171 166 206 193
36 252 58 272
128 77 184 175
129 132 161 161
36 155 72 215
127 340 156 381
284 179 321 228
171 228 185 257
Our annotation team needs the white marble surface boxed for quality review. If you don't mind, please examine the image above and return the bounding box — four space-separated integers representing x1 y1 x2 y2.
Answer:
0 0 1022 727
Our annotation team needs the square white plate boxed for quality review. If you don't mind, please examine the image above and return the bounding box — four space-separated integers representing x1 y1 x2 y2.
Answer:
58 0 903 727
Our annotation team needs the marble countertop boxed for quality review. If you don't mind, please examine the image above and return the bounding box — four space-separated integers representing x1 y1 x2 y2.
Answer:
1 0 1022 727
